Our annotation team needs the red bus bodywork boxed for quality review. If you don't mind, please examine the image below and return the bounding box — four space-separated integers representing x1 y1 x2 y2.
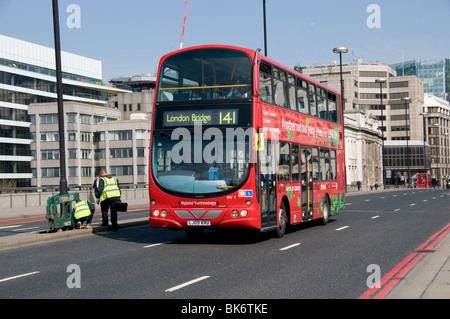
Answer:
149 45 345 236
416 173 431 188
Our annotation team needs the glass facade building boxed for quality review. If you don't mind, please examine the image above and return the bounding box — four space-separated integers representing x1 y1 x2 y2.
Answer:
391 58 450 101
0 34 129 188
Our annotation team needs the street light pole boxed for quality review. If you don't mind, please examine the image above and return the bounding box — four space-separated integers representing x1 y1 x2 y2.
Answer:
444 132 449 186
375 78 386 188
52 0 67 195
402 97 411 188
432 122 439 185
333 47 348 111
420 111 428 173
333 47 348 191
263 0 267 56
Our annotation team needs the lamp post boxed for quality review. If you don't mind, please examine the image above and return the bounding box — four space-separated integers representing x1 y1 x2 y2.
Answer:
333 47 348 191
375 78 386 188
420 111 428 173
444 132 449 185
52 0 67 195
433 123 440 185
333 47 348 111
402 97 411 187
263 0 267 56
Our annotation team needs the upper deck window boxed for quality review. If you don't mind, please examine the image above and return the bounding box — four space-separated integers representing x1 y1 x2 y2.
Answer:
157 48 252 102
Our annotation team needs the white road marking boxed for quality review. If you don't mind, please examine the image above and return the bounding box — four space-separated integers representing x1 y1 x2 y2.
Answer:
0 271 40 283
165 276 210 292
279 243 301 251
12 226 39 232
371 215 380 219
0 225 22 230
143 241 172 248
336 226 349 231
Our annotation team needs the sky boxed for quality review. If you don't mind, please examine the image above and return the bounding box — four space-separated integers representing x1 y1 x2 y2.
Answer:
1 0 449 82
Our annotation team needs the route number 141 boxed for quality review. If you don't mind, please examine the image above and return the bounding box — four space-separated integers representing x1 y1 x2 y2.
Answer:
219 111 236 124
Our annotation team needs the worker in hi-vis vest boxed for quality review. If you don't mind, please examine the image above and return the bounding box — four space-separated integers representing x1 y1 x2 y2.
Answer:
73 199 95 229
95 169 121 231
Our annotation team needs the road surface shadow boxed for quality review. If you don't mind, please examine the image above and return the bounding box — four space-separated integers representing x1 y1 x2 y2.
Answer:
93 218 337 246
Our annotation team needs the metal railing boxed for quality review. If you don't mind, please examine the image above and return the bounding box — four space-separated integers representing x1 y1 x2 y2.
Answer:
0 183 149 194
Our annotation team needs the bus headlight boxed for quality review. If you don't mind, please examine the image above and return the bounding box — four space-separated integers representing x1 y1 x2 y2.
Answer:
161 210 167 217
152 209 160 217
231 210 239 218
240 209 248 217
151 200 156 206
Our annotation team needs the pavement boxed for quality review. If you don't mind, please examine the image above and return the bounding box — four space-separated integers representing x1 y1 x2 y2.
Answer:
385 229 450 299
0 195 449 299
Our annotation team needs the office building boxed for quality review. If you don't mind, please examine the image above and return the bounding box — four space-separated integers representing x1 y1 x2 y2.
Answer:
109 74 156 92
423 94 450 184
0 34 129 188
391 59 450 102
108 74 156 121
343 109 382 190
301 60 425 187
301 60 424 140
29 101 151 189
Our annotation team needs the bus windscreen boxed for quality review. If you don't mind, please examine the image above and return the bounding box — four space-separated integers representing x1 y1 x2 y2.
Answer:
157 48 252 102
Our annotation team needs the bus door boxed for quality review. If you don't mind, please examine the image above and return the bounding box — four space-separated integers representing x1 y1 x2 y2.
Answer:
301 147 314 221
260 139 277 229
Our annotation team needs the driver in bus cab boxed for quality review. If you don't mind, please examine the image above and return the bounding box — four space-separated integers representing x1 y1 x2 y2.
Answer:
173 161 203 179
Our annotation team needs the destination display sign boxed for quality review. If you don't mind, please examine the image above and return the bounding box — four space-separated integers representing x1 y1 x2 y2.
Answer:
162 108 239 127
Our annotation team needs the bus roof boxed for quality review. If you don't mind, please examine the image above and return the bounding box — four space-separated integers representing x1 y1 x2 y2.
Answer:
157 44 341 97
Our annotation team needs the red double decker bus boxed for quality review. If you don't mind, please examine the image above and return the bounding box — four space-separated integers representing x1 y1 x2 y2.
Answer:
416 173 431 188
149 45 345 238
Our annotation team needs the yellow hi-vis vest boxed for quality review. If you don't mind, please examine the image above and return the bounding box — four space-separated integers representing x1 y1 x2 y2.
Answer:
73 200 91 219
100 176 121 201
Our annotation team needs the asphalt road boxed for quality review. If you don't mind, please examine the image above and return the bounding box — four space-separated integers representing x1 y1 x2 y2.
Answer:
1 188 449 301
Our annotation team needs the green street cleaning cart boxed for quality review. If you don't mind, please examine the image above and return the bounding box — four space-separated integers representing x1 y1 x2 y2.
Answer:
46 193 79 231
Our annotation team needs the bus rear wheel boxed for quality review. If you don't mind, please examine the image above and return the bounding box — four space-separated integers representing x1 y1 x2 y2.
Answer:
320 196 330 225
276 203 288 238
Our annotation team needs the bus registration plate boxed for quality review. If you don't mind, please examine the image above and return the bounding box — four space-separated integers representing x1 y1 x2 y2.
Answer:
187 220 211 226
